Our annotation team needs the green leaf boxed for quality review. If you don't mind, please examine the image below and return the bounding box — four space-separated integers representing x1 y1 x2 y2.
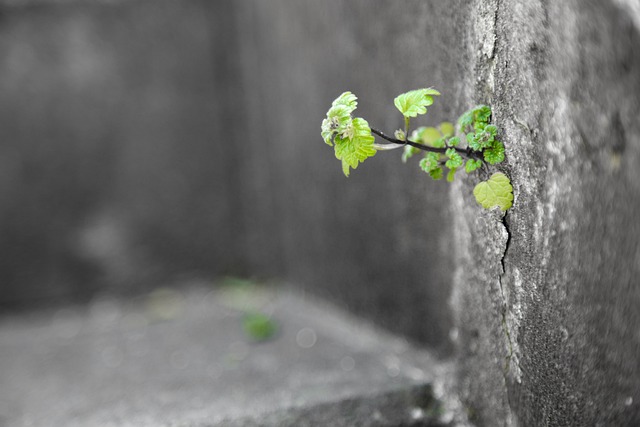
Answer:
445 148 463 169
474 105 492 123
394 88 440 118
331 91 358 113
334 117 376 177
419 152 444 181
446 167 457 182
322 92 359 146
457 105 492 133
473 172 513 211
421 127 442 145
483 140 505 165
465 158 483 173
419 152 441 173
321 105 353 145
420 153 444 180
447 136 460 147
458 110 473 133
432 138 447 149
243 312 277 341
439 122 455 137
429 167 444 180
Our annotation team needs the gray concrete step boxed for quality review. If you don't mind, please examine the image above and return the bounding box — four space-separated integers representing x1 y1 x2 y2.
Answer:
0 283 467 426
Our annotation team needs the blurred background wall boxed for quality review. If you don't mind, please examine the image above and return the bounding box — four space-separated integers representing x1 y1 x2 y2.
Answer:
0 0 243 307
0 0 462 353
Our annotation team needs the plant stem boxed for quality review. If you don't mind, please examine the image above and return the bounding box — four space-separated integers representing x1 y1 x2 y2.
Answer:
404 117 410 144
370 127 479 159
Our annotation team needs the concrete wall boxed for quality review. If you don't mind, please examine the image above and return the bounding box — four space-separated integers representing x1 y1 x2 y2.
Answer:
0 0 244 306
452 1 640 425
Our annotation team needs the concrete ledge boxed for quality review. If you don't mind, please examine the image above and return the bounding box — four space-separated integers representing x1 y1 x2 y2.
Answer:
0 284 467 426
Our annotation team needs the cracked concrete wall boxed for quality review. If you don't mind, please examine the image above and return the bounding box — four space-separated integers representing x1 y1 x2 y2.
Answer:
452 0 640 425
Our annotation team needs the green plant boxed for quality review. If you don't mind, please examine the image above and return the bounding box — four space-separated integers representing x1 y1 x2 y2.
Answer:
243 311 278 341
321 89 513 211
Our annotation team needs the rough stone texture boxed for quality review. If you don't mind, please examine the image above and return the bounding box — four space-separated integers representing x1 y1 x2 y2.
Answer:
0 285 466 426
451 1 640 425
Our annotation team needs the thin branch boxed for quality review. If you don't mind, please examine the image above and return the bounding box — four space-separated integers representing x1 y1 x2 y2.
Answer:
370 127 479 159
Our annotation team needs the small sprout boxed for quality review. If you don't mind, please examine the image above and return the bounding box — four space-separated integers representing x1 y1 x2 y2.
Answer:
243 312 278 342
447 136 460 147
445 148 463 169
321 90 512 211
483 140 506 165
465 159 483 174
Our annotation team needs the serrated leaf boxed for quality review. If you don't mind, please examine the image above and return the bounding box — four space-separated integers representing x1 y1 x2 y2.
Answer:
458 110 473 133
439 122 455 137
474 105 492 123
334 117 376 177
484 124 497 137
469 128 495 151
394 88 440 118
468 134 482 151
331 91 358 114
457 105 492 133
473 172 513 211
321 105 352 146
429 166 443 180
447 136 460 147
483 140 505 165
465 158 483 173
419 152 441 173
445 148 463 169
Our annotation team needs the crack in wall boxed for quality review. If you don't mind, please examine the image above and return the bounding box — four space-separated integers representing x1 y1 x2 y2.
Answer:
498 215 514 376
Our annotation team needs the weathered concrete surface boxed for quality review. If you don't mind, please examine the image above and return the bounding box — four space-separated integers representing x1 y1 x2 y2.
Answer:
0 284 466 426
451 1 640 425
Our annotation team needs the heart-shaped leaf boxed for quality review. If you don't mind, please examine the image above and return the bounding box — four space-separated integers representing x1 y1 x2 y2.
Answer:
473 172 513 211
